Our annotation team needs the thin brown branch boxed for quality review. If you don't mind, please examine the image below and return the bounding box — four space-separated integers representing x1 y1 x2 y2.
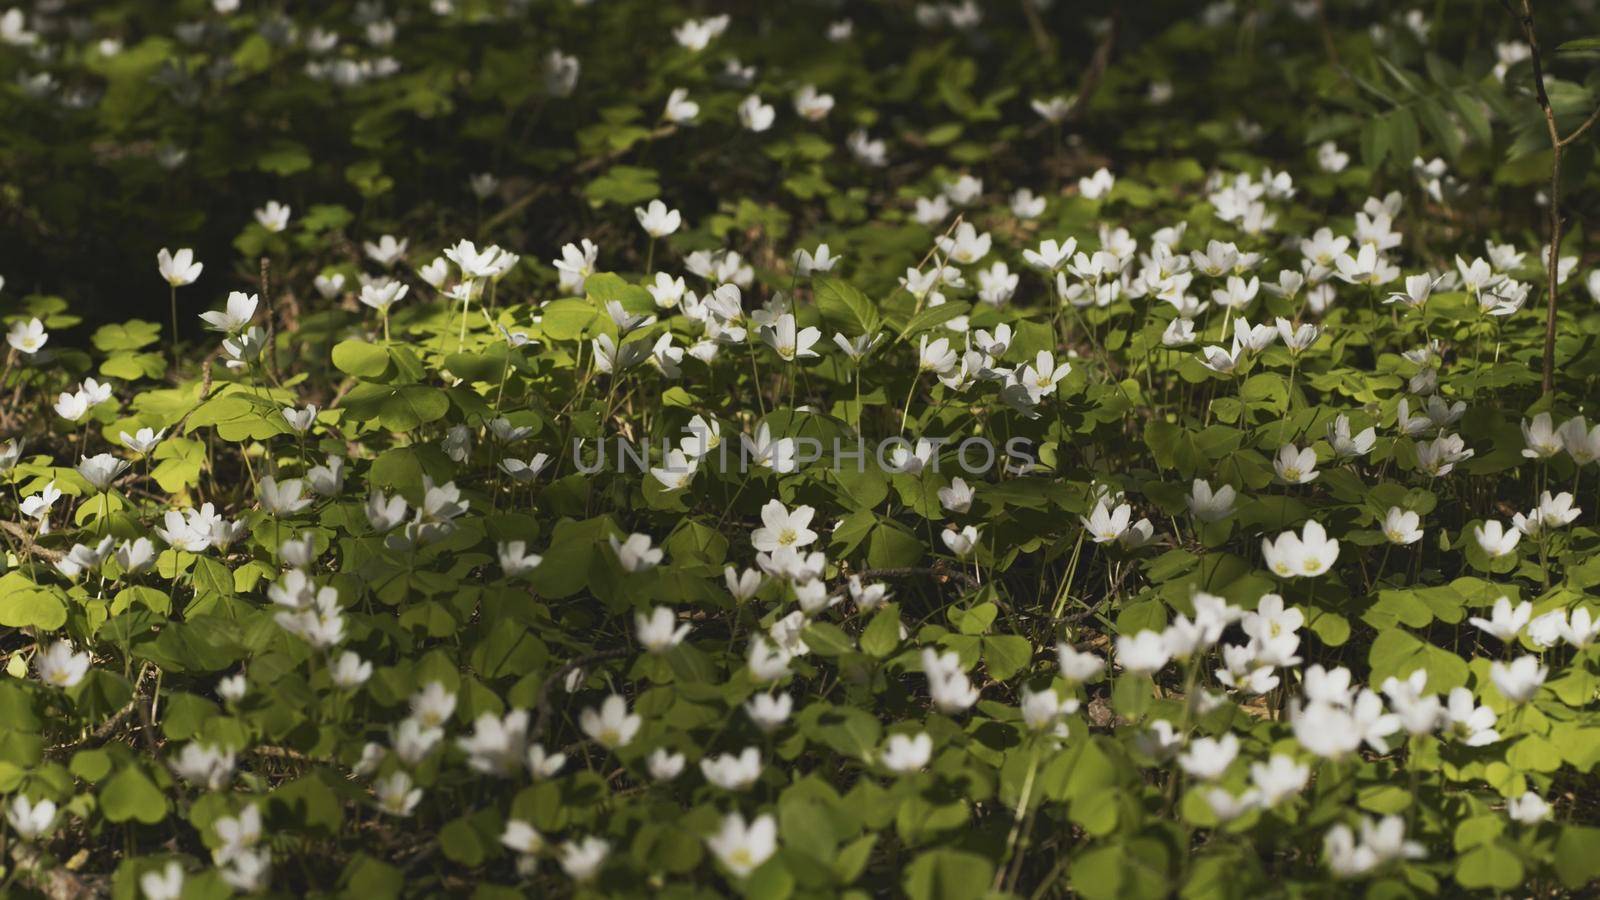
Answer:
0 520 62 562
1500 0 1563 396
530 648 631 739
1558 102 1600 147
1066 12 1118 124
856 564 981 592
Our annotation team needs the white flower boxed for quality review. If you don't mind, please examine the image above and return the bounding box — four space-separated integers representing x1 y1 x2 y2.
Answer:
195 291 260 333
1361 815 1426 867
35 641 90 688
672 14 727 51
749 500 818 553
1293 702 1363 759
1206 787 1260 822
119 426 166 456
647 748 685 781
501 820 544 855
1473 520 1520 558
1023 237 1077 272
1561 607 1600 649
744 693 793 733
921 649 979 714
139 861 185 900
559 836 610 882
54 389 92 422
1444 688 1500 745
254 200 290 232
390 720 441 766
1522 412 1564 458
1136 720 1185 760
700 747 762 791
792 84 834 120
363 235 409 267
20 481 61 532
1010 188 1046 219
944 174 983 206
725 565 763 602
663 87 699 123
1467 596 1531 642
1382 508 1423 545
759 313 821 361
1563 416 1600 464
935 222 991 265
1177 733 1239 781
1489 656 1547 704
113 537 156 575
1116 630 1170 674
1317 141 1349 173
5 318 47 354
257 476 311 516
1187 480 1236 522
282 405 318 434
553 238 598 292
1081 501 1133 543
793 243 839 276
1030 95 1074 123
635 606 691 652
498 540 543 576
707 812 778 878
1250 755 1310 806
216 674 247 703
365 491 408 533
1507 792 1551 825
173 743 236 791
526 742 566 780
1261 520 1340 578
410 681 458 729
1078 167 1115 200
7 796 56 841
634 199 682 238
609 532 663 572
646 272 687 309
359 278 409 313
938 478 974 513
580 694 641 749
216 847 271 893
157 247 203 286
747 638 792 683
1273 444 1319 484
330 651 372 689
77 452 129 492
1520 491 1581 535
373 771 423 817
1055 644 1105 681
940 524 980 557
1020 686 1078 733
738 94 775 131
879 733 933 772
457 709 530 776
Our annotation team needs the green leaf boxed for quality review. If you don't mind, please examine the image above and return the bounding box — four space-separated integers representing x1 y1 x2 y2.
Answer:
860 605 902 658
538 299 599 341
814 277 881 336
257 141 312 175
0 574 68 630
1455 841 1524 890
332 340 392 378
901 302 969 339
584 165 660 206
903 849 994 900
982 635 1032 681
100 765 169 823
